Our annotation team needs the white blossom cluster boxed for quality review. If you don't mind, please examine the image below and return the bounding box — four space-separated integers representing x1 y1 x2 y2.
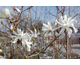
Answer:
0 7 78 52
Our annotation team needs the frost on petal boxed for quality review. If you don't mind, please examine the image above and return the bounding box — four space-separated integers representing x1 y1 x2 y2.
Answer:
66 28 72 38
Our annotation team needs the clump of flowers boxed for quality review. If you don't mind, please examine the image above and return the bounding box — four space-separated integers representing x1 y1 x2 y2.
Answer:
55 14 78 38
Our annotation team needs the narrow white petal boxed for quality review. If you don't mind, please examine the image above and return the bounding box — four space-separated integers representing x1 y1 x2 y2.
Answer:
68 17 71 22
26 43 31 51
70 24 78 33
59 28 65 35
60 32 65 39
22 39 26 47
15 8 21 13
55 32 65 39
47 21 51 27
17 28 21 33
60 16 63 23
55 19 62 26
66 28 72 38
48 21 52 30
64 14 67 21
9 35 17 38
12 38 18 43
42 28 49 32
13 31 17 35
70 18 77 24
55 32 59 36
30 30 34 34
27 42 32 44
52 26 62 31
43 23 49 28
73 26 78 33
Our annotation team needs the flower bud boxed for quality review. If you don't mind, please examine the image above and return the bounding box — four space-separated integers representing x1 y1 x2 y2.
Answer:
0 8 10 19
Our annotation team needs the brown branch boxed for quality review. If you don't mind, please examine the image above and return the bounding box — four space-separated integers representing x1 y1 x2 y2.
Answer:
42 7 56 17
28 34 61 56
22 6 33 12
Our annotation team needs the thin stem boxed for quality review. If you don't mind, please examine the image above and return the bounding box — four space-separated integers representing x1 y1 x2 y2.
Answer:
17 45 27 59
40 34 61 53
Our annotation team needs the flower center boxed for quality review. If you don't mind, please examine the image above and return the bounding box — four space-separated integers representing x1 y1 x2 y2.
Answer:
63 23 69 28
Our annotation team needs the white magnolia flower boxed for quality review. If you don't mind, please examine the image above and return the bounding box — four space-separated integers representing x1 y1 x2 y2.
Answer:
55 14 78 38
0 8 10 19
42 21 61 33
10 28 24 43
10 28 32 51
22 33 32 51
30 29 40 38
42 21 53 32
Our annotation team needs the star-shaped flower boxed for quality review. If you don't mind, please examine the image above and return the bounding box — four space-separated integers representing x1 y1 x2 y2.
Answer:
42 21 53 32
30 29 40 38
42 21 61 33
9 28 32 51
55 14 78 38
